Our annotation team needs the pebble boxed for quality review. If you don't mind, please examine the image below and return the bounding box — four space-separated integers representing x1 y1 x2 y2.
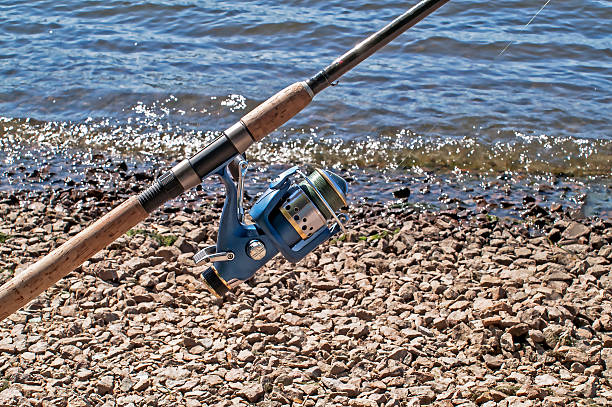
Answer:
237 383 265 402
534 374 559 386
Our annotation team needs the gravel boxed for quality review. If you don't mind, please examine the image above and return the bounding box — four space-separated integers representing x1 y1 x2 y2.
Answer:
0 170 610 406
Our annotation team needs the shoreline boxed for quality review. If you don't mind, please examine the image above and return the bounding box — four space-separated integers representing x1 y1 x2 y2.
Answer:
1 147 611 221
0 169 611 406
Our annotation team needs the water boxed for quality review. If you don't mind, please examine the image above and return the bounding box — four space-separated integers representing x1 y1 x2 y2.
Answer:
1 0 611 215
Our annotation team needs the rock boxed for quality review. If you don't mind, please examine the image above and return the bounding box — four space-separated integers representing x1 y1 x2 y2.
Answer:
548 228 562 243
409 386 435 403
204 374 224 386
543 325 565 348
516 385 547 400
447 310 467 325
237 349 255 363
534 374 559 386
481 275 502 287
20 351 35 362
254 322 281 335
483 354 503 369
160 366 190 380
321 378 359 397
562 222 590 240
432 317 447 330
350 398 378 407
120 376 134 392
125 257 150 273
174 237 196 253
0 386 23 405
529 330 545 343
482 316 502 327
507 323 529 337
393 187 411 199
330 361 348 375
493 255 513 266
238 383 264 403
96 266 119 281
133 376 150 391
588 264 609 278
225 368 244 382
500 332 515 352
564 348 588 364
156 246 181 261
388 347 409 361
575 377 598 398
76 369 93 380
348 322 369 339
186 228 207 243
97 375 114 395
2 182 612 407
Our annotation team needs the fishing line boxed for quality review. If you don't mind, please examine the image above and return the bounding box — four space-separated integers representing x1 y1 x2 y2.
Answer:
392 0 554 172
497 0 553 58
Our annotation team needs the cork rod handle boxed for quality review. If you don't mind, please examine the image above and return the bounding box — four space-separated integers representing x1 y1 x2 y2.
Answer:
241 82 313 142
0 197 148 321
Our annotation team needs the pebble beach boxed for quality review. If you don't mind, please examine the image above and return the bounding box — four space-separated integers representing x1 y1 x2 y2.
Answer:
1 0 611 405
0 166 610 407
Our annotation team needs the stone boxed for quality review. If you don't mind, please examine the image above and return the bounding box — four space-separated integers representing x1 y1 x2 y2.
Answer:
588 264 609 278
125 257 150 273
204 374 224 386
564 348 588 364
132 376 150 392
237 349 255 362
330 361 348 375
534 374 559 386
529 330 545 343
0 386 23 405
350 398 378 407
156 246 181 261
562 222 590 240
238 383 264 403
76 369 93 380
225 368 244 382
97 375 114 395
447 310 467 325
481 275 502 287
500 332 515 352
321 378 359 397
483 354 503 369
115 376 132 393
507 323 529 337
575 377 598 398
160 366 190 380
348 322 369 339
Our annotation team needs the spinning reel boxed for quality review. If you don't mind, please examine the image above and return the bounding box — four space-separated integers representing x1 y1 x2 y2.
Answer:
193 156 349 297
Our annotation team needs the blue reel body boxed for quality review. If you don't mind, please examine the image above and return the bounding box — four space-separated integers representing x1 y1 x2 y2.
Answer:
195 160 348 297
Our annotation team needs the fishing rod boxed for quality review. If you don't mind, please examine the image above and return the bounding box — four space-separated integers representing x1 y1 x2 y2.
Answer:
0 0 450 321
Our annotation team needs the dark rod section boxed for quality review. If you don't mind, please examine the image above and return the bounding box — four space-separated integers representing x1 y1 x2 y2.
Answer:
307 0 450 94
189 135 238 179
138 134 238 213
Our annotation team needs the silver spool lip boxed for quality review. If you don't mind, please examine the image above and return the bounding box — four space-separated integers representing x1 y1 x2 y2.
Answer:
297 169 348 235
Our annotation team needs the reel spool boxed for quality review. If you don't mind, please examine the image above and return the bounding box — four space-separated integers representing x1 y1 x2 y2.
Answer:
193 157 349 297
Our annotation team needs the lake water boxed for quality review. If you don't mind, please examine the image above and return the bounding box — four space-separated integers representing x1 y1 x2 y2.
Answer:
0 0 610 216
